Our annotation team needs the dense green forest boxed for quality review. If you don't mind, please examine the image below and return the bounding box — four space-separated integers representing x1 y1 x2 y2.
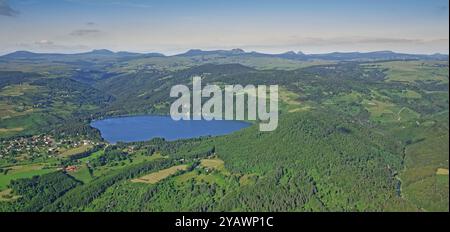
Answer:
0 51 448 212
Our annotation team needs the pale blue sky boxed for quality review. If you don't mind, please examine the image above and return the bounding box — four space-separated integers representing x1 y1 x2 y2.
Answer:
0 0 448 54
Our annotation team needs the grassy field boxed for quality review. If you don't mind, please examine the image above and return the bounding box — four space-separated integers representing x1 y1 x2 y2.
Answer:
89 152 166 178
174 169 230 187
239 174 258 186
0 164 56 190
131 164 188 184
67 165 93 183
59 145 93 158
200 158 225 171
436 168 449 175
0 84 41 97
79 150 105 162
172 157 234 188
0 188 20 202
0 127 24 134
0 84 41 129
364 61 449 83
0 102 34 120
278 87 306 113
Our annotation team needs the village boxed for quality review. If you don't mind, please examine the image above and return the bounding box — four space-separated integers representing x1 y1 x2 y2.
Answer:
0 134 98 161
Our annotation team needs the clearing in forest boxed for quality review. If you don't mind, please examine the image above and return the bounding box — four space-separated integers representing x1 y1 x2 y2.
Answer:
131 164 188 184
436 168 449 175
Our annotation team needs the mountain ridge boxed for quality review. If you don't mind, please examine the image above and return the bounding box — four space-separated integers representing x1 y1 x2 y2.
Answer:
2 49 448 61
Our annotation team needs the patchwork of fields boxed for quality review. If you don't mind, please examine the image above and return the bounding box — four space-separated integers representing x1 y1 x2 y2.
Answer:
0 51 448 212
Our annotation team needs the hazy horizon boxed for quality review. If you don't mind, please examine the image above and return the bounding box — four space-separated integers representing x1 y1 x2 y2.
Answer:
1 48 449 57
1 0 448 55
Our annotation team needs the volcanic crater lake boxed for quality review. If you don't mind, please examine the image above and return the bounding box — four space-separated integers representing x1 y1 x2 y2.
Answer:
90 116 251 144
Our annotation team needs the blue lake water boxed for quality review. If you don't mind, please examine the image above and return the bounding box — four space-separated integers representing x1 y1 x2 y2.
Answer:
90 115 251 143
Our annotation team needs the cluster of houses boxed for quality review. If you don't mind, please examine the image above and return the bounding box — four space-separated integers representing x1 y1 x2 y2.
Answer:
0 135 94 159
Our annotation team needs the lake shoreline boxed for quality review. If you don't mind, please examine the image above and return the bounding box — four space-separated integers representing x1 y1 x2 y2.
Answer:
90 115 251 144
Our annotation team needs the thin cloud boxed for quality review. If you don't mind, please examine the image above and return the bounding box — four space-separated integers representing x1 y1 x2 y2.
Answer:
69 29 102 37
35 40 55 46
0 0 19 17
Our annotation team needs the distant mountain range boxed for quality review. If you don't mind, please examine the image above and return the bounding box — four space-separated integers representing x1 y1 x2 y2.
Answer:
1 49 448 61
0 49 164 60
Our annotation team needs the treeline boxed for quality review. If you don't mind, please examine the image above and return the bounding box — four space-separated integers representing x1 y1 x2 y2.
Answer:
6 172 80 212
43 159 175 211
117 137 216 159
89 146 128 167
